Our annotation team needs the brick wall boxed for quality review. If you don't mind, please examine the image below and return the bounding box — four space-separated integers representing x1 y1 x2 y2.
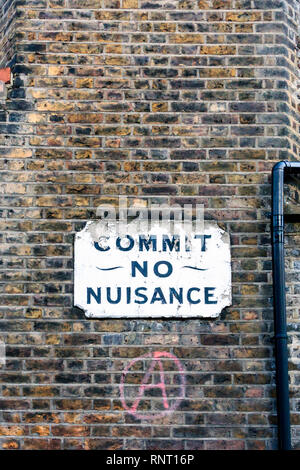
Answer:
0 0 299 450
0 0 16 68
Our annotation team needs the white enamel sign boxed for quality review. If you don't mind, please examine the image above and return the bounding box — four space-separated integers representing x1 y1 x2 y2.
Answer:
74 220 232 318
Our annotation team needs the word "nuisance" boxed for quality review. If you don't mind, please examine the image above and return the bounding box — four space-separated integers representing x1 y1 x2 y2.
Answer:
87 286 217 305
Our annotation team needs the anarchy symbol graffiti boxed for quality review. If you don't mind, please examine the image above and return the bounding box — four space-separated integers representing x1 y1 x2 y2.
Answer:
119 351 186 420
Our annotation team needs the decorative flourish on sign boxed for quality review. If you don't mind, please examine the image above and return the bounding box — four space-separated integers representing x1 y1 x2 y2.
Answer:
181 266 207 271
96 266 124 271
120 351 185 420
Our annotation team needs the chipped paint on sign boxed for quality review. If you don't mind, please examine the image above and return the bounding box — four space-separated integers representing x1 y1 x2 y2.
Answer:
74 220 231 318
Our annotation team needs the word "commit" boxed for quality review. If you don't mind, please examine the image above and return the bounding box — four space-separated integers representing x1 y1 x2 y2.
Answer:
94 234 211 252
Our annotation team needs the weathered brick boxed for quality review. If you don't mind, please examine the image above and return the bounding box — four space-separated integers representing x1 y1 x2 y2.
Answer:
0 0 299 452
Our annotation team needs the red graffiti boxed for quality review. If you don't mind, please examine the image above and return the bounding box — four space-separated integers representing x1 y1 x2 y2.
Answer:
120 351 185 420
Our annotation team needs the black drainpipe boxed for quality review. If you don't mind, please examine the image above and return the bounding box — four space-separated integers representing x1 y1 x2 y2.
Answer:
272 160 300 450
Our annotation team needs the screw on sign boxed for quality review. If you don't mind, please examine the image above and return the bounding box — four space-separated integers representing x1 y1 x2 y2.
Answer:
119 351 185 420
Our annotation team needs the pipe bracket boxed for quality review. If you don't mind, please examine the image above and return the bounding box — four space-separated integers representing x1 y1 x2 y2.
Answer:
272 232 284 244
275 334 288 340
